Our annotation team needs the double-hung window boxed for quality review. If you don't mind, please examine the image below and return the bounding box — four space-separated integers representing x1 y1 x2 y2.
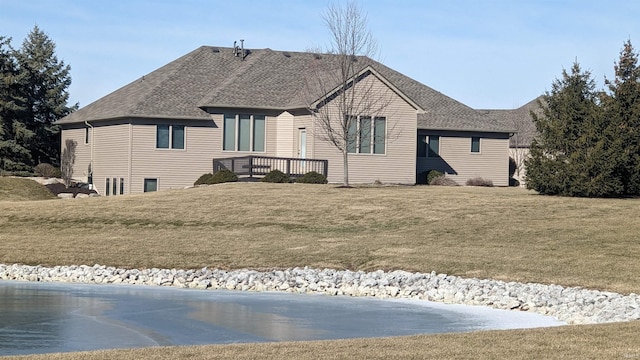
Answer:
347 115 386 154
471 137 481 153
156 125 185 149
417 135 439 157
223 114 265 152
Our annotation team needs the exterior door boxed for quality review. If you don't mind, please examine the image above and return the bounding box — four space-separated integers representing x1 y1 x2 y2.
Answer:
298 129 306 158
298 128 307 175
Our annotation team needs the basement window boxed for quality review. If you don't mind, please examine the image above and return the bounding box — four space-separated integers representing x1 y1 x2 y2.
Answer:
144 178 158 192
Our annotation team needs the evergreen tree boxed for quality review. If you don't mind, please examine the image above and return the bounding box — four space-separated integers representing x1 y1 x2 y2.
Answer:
525 62 623 197
14 26 76 166
0 36 32 172
604 40 640 195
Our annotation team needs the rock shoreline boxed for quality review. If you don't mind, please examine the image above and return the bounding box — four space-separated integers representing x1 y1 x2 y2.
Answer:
1 263 639 325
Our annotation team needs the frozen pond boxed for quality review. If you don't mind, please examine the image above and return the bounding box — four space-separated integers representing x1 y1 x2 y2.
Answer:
0 281 565 356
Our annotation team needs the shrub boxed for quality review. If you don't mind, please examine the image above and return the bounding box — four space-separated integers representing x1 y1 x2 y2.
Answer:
261 169 291 183
34 163 61 178
466 177 494 187
430 175 459 186
194 173 215 185
194 170 238 185
210 170 238 184
296 171 328 184
426 170 443 185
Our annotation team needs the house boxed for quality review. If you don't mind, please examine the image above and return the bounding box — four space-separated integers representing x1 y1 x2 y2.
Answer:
481 98 542 185
56 45 517 195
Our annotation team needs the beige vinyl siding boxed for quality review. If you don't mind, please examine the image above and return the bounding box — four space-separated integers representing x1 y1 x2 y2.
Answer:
312 74 417 184
275 111 295 158
60 125 92 183
90 123 131 195
417 131 510 186
130 119 217 193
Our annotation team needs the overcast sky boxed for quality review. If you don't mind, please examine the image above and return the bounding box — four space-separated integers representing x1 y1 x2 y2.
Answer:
2 0 639 110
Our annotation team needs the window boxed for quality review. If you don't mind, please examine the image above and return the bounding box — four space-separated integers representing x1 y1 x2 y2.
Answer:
223 114 265 152
156 125 185 149
417 135 439 157
112 177 117 196
471 137 481 153
84 127 90 145
120 178 124 195
105 178 110 196
144 178 158 192
347 115 386 154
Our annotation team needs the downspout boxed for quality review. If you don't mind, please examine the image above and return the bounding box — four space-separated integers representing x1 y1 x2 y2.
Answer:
84 120 94 190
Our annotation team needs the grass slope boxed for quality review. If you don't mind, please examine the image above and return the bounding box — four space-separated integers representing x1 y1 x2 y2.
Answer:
1 183 639 359
0 177 56 201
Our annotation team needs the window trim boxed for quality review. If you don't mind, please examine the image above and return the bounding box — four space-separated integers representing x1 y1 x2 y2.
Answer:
156 124 186 150
471 136 481 153
222 114 266 153
347 115 387 155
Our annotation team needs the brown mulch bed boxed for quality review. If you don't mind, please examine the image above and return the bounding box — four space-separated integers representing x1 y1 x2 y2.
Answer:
45 182 98 197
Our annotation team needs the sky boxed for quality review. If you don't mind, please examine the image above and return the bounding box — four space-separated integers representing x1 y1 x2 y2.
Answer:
2 0 640 110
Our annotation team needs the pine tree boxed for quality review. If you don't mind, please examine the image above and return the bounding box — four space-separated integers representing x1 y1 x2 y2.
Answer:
14 26 76 167
525 62 623 197
0 36 33 172
604 40 640 195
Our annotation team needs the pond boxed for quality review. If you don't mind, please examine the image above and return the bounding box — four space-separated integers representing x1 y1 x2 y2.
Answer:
0 281 565 356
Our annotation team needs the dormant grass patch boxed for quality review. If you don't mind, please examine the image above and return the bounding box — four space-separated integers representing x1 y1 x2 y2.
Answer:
1 182 640 359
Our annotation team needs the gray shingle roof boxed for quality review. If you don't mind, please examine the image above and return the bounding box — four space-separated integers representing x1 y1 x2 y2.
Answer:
57 45 519 134
480 97 542 147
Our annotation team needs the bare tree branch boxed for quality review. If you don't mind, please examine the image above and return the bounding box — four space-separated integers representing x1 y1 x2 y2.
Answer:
302 1 396 186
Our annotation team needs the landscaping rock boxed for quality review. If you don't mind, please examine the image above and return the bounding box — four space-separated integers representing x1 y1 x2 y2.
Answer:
1 263 638 325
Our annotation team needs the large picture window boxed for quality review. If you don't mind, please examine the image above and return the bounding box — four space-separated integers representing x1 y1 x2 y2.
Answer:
417 135 439 157
223 114 265 152
347 115 386 155
156 125 185 149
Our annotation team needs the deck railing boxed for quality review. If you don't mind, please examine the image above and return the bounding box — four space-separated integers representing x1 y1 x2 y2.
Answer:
213 155 328 179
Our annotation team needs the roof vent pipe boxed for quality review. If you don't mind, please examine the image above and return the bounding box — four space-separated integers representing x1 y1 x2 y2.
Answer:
233 40 247 60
